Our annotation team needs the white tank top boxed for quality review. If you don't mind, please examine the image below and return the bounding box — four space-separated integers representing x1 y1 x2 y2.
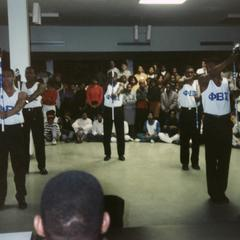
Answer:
104 82 123 108
0 90 24 125
22 82 42 108
178 81 199 108
146 120 158 136
202 78 230 116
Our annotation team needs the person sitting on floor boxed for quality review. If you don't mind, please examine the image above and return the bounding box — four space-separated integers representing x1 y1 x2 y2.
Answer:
111 121 133 142
58 112 75 143
72 112 92 143
87 113 104 142
159 110 180 144
44 110 61 145
33 171 110 240
136 112 160 143
232 115 240 148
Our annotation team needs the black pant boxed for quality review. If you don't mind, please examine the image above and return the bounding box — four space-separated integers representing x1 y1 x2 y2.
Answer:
103 106 125 157
0 124 26 203
203 114 232 198
135 108 148 133
179 108 200 166
23 107 46 172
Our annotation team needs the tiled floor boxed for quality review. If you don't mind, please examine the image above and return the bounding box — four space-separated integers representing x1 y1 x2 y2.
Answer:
0 142 240 237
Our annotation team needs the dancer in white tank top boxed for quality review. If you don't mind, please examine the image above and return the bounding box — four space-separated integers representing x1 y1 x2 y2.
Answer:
0 69 28 209
184 52 240 204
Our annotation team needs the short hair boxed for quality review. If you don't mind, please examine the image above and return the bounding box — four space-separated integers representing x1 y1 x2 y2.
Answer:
46 110 56 117
3 68 15 76
40 171 104 240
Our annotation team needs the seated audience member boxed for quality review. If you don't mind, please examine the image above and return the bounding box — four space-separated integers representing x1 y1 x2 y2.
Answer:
72 112 92 143
137 112 160 143
87 114 104 142
232 115 240 148
86 79 103 120
159 110 180 144
34 171 110 240
44 110 61 145
112 121 132 142
58 112 75 143
42 80 58 119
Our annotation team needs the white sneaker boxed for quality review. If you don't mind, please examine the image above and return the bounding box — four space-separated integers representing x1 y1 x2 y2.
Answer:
134 138 140 142
52 139 57 145
150 139 155 143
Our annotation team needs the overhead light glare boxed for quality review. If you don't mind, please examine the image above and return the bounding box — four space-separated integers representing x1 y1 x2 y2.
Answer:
139 0 186 4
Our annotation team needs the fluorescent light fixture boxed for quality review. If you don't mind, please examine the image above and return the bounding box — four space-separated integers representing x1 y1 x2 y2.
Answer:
139 0 186 4
29 13 60 17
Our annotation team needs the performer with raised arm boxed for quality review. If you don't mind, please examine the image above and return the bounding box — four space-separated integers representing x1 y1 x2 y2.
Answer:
0 68 28 209
189 45 240 203
103 71 125 161
22 67 48 175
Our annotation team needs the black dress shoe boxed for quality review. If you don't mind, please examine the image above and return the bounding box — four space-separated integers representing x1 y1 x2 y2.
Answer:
104 156 111 161
210 195 229 204
118 156 125 161
182 165 189 171
18 200 28 210
39 169 48 175
192 165 201 170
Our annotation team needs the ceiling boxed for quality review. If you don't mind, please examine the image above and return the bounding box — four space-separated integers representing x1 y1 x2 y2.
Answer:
1 0 240 26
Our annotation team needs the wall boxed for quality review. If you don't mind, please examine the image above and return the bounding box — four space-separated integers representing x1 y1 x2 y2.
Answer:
0 26 240 52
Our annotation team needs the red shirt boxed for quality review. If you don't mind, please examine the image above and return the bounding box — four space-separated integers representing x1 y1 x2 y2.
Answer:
42 89 58 105
86 84 103 106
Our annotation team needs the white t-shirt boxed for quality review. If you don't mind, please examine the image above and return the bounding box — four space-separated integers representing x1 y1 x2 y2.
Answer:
0 90 24 125
92 120 104 135
202 78 230 116
104 83 123 108
22 82 42 108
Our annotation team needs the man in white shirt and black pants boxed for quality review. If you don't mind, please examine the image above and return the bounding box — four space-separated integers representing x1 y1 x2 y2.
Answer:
0 69 28 209
195 48 240 204
103 71 125 161
22 67 47 175
178 67 201 171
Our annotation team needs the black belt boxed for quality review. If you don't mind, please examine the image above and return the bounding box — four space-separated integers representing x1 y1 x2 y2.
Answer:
1 124 23 130
23 107 42 112
181 107 196 111
204 113 230 119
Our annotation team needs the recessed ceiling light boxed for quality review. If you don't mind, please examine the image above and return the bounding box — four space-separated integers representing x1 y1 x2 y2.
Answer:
139 0 186 4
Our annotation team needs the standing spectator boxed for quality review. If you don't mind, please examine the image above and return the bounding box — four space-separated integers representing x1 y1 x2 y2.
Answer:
171 67 181 82
148 79 161 119
160 65 171 84
135 82 149 134
107 60 120 78
86 79 103 120
119 63 132 79
137 112 160 143
42 80 58 119
160 83 178 127
72 112 92 143
22 66 48 175
44 110 61 145
128 75 139 93
134 66 148 85
196 60 208 76
123 84 137 138
72 83 86 118
59 83 75 116
147 66 157 85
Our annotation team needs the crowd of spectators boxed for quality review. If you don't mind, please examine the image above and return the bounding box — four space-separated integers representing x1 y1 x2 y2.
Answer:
39 60 240 147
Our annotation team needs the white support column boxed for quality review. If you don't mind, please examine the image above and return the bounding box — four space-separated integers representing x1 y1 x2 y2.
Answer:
7 0 30 82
